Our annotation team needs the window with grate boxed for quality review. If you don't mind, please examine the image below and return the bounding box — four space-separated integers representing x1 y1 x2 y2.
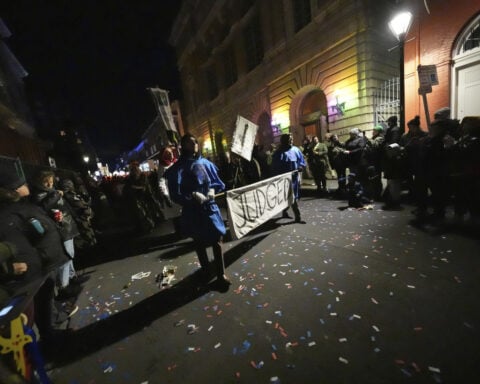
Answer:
293 0 312 33
244 16 264 72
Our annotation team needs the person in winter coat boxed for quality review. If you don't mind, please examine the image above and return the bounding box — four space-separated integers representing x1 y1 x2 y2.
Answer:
271 133 306 223
382 115 404 209
310 136 331 195
124 162 164 233
326 133 347 195
0 166 75 338
58 178 97 250
30 170 84 300
165 133 230 289
344 128 367 176
363 125 386 200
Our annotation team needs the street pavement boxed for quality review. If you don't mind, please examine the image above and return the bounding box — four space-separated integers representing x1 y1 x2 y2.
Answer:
45 180 480 384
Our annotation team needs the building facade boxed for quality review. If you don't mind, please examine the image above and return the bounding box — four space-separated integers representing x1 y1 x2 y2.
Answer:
170 0 403 155
0 18 47 165
402 0 480 126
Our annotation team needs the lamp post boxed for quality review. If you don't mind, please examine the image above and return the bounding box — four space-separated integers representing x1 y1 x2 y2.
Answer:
389 11 413 133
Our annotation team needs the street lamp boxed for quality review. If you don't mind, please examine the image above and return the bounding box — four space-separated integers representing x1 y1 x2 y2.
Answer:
389 11 413 133
83 155 90 174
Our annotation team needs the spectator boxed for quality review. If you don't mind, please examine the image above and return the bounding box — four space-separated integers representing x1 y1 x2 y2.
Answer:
123 162 164 233
310 136 331 195
326 133 347 196
382 115 404 210
363 124 386 201
0 166 76 338
58 178 97 250
30 170 87 300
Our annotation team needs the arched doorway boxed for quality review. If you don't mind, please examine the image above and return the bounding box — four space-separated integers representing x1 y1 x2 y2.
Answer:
452 13 480 119
300 90 328 141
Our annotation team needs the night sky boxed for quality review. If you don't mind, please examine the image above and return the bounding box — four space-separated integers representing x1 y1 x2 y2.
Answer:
1 0 183 160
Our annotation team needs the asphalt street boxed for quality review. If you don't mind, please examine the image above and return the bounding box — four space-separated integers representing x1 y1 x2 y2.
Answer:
45 182 480 384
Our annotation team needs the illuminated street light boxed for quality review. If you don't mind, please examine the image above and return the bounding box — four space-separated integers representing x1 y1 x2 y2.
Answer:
389 11 413 132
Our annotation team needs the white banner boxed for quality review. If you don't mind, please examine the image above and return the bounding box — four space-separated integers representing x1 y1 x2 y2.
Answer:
226 172 294 240
231 115 258 161
148 88 178 133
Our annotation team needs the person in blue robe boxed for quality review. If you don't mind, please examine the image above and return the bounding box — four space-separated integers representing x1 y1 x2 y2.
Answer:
165 134 230 288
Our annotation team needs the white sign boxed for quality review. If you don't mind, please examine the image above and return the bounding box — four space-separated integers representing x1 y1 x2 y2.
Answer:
226 172 294 240
418 65 439 88
231 115 258 161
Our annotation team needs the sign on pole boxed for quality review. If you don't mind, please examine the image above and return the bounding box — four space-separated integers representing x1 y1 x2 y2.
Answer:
148 88 178 133
417 65 439 129
231 115 258 161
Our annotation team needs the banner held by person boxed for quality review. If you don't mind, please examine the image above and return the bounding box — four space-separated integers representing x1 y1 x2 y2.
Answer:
226 172 294 239
148 87 178 134
231 115 258 161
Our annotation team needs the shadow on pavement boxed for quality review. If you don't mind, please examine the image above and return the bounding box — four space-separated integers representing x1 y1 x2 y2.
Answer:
44 225 277 367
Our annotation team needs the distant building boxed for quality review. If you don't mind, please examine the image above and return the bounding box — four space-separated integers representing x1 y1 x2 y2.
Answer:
0 18 47 165
169 0 403 155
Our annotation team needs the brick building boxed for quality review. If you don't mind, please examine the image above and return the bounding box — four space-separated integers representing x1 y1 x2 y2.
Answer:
169 0 402 155
403 0 480 127
0 18 47 165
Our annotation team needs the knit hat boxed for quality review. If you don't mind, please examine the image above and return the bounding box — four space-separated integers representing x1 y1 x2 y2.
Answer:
407 116 420 126
373 125 384 131
349 128 360 136
434 107 450 120
0 164 26 190
58 178 75 191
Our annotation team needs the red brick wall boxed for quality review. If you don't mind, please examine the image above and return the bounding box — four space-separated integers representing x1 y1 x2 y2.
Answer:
403 0 480 129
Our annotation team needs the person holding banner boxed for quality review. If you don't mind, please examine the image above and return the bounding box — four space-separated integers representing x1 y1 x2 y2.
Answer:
271 133 306 223
165 134 231 289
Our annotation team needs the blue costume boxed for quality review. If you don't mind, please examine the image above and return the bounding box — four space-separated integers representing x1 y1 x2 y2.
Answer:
271 145 306 200
271 135 306 223
166 155 226 245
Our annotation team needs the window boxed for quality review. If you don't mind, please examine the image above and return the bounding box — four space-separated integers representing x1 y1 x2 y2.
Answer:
293 0 312 33
206 67 218 101
224 48 238 88
461 20 480 54
244 16 264 72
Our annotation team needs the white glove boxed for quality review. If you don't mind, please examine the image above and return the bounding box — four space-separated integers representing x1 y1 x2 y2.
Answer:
192 191 208 204
207 188 215 200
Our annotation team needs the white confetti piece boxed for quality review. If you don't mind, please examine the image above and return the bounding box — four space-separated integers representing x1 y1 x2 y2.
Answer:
339 357 349 364
428 366 441 373
308 341 316 347
371 298 379 304
407 285 415 289
372 325 380 332
339 338 347 343
214 342 221 349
